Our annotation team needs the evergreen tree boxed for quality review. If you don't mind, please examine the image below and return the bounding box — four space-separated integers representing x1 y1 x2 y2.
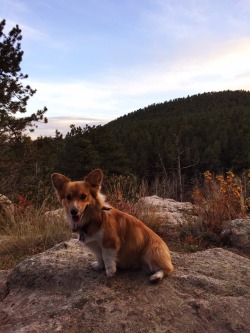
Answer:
0 19 47 141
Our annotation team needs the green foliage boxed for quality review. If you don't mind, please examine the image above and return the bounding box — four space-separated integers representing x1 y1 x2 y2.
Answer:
108 90 250 178
1 86 250 202
55 125 100 180
0 19 50 199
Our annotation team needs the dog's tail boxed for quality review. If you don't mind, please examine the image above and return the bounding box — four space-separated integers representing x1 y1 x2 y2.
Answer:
144 244 174 283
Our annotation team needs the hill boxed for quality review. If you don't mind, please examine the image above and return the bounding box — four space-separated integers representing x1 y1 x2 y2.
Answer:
104 89 250 177
1 90 250 202
71 90 250 199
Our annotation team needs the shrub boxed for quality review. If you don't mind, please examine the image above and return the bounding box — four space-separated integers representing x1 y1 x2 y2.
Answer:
192 171 246 237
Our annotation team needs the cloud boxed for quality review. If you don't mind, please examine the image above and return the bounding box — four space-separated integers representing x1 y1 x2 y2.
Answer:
29 116 107 139
26 79 119 118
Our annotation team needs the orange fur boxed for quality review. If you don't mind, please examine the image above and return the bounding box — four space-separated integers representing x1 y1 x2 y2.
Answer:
51 169 173 282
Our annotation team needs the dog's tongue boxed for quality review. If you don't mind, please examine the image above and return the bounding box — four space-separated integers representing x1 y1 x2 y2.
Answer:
72 215 80 222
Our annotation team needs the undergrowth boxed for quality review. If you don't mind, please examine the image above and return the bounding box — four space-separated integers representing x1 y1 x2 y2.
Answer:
185 171 248 248
104 175 162 232
1 170 249 269
0 203 71 269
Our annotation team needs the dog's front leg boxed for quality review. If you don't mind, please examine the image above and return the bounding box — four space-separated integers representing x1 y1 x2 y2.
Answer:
86 242 104 271
102 248 117 277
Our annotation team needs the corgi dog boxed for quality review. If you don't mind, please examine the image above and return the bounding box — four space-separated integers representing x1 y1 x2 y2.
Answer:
51 169 173 282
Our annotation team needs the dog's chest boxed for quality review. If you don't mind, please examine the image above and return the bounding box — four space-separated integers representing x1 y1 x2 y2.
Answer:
79 228 103 245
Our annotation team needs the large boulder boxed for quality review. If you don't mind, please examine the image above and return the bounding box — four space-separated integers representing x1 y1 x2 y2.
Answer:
222 218 250 252
0 239 249 332
137 195 196 227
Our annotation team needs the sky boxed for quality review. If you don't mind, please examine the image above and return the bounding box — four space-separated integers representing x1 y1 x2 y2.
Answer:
1 0 250 138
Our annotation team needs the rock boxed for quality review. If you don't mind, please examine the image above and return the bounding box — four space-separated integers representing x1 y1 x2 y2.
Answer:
0 194 14 224
222 218 250 252
44 208 66 223
137 195 196 227
0 240 249 332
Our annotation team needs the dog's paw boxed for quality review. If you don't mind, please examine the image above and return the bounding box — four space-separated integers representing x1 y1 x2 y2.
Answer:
91 261 104 271
105 266 116 277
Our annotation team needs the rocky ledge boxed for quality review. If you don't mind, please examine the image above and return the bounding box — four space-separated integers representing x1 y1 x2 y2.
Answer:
0 239 249 333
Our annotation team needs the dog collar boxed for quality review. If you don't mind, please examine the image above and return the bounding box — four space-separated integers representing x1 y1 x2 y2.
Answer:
102 206 111 211
79 206 111 242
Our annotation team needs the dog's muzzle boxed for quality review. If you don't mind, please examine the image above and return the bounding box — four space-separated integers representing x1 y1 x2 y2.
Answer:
70 205 90 223
70 207 80 222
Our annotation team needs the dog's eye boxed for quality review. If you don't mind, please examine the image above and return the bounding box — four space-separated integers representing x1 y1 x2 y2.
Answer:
80 194 87 200
66 194 72 201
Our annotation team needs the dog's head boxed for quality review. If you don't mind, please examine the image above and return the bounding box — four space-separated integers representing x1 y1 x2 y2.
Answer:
51 169 104 231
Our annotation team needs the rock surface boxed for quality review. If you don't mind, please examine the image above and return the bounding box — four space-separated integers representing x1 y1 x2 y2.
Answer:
222 219 250 251
44 208 66 222
0 194 14 224
138 196 250 253
137 195 196 226
0 239 249 333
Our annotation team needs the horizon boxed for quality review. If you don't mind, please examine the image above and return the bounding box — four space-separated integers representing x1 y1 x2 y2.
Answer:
28 89 249 139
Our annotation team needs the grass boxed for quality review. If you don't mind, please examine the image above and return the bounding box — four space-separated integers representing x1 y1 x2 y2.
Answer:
0 204 71 269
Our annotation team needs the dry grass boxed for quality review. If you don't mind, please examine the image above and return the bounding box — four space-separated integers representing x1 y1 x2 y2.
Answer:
2 170 247 270
0 205 71 269
193 171 246 232
104 175 163 232
186 171 248 248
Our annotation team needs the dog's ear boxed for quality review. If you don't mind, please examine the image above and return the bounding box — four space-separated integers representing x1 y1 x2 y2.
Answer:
84 169 103 189
51 173 71 198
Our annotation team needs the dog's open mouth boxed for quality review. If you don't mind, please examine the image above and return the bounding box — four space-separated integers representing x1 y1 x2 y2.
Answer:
72 215 80 222
71 206 88 223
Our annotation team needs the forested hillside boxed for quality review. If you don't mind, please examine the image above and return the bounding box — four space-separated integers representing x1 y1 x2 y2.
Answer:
105 89 250 176
1 90 250 202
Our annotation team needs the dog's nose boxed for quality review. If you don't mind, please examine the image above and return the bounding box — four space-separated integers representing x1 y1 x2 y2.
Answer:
70 207 78 216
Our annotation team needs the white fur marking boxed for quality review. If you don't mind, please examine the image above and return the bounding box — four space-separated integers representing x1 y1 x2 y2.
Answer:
150 270 165 282
91 261 104 271
102 248 117 277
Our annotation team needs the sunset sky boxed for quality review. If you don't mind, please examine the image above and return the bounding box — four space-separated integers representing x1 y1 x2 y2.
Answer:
1 0 250 137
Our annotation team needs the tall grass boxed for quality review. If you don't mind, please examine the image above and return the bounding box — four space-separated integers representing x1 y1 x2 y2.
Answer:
104 175 163 232
0 203 71 269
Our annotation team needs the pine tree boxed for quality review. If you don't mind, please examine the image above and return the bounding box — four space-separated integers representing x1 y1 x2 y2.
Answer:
0 19 47 141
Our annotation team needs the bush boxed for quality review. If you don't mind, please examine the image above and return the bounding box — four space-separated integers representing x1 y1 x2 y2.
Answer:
192 171 247 241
